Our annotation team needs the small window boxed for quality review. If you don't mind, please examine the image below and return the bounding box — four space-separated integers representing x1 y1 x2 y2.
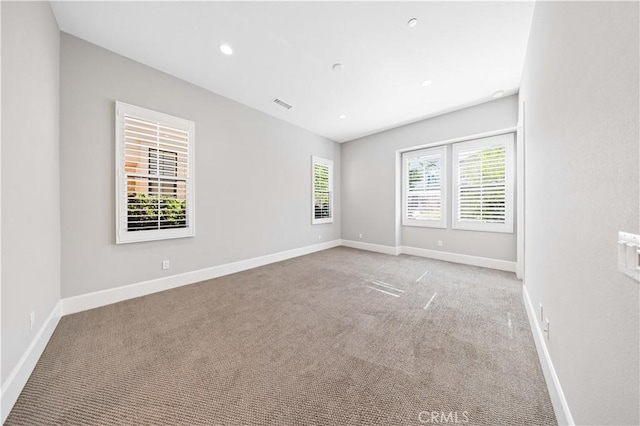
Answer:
115 102 195 243
452 133 514 233
312 156 333 224
402 146 447 228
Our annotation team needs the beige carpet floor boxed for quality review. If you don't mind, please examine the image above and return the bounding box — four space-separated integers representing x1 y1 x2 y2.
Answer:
6 247 556 425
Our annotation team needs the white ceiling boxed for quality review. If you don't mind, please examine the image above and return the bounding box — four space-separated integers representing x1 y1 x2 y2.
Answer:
51 1 534 143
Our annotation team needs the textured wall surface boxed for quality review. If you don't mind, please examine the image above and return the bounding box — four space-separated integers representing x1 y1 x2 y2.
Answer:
60 34 341 298
1 1 61 383
341 96 518 261
519 2 639 424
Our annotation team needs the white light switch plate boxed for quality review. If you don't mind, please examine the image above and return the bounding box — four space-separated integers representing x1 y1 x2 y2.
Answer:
618 232 639 281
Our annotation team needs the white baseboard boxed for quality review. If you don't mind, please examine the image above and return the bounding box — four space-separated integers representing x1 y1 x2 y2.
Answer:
400 246 517 273
523 285 574 425
1 301 63 424
340 241 516 273
340 239 400 255
62 239 341 316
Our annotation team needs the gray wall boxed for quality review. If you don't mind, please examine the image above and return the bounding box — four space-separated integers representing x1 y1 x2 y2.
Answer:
60 34 341 298
341 96 518 261
519 2 639 425
1 2 60 382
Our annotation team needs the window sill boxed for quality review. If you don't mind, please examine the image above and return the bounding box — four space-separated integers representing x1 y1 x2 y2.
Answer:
312 218 334 225
116 228 195 244
452 223 513 234
402 220 446 229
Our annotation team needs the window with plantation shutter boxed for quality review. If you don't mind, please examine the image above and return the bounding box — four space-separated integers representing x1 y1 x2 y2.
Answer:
452 133 514 233
312 156 333 224
115 102 195 243
402 146 446 228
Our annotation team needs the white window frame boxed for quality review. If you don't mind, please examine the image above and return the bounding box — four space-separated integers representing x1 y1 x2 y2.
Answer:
311 156 334 225
115 101 195 244
402 146 447 228
452 133 514 233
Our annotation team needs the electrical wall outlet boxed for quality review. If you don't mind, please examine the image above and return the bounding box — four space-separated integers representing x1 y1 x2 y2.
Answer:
162 260 170 270
359 233 363 239
318 234 322 240
539 303 543 322
30 311 35 331
543 318 550 339
437 240 443 247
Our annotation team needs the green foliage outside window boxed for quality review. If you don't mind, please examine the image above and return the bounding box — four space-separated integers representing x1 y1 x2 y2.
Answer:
127 193 187 231
459 146 505 184
459 146 506 223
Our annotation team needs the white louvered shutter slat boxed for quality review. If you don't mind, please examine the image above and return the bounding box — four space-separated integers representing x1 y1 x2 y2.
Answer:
312 157 334 224
452 133 514 233
402 146 446 228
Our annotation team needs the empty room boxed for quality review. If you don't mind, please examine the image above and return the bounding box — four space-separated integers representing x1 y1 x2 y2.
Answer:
1 1 638 425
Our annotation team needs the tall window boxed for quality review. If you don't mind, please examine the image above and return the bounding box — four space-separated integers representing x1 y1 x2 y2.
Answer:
402 146 446 228
312 156 333 224
452 133 514 233
116 102 195 243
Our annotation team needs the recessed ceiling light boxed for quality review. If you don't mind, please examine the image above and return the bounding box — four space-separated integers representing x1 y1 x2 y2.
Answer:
219 44 233 55
421 80 433 87
332 63 343 72
408 18 418 28
492 90 504 99
338 114 346 119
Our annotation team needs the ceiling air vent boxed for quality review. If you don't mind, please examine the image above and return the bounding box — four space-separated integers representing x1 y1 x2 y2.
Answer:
273 98 293 110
